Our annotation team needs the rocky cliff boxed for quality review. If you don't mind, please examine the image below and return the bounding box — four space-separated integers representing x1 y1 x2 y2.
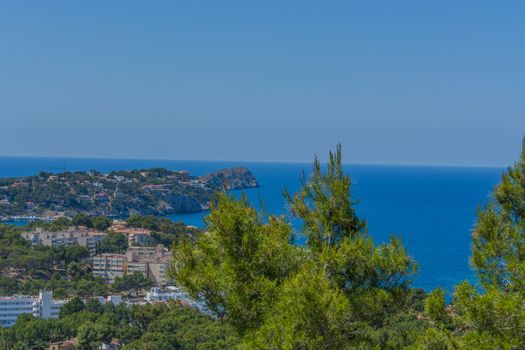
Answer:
200 167 259 190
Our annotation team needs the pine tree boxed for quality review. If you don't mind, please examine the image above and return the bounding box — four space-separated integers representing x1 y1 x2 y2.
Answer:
420 135 525 349
172 145 420 349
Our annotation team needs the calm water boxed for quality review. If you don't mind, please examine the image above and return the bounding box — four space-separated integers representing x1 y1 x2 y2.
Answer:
0 156 503 293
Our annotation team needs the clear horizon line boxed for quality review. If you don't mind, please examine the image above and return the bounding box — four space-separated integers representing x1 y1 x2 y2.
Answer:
0 153 506 170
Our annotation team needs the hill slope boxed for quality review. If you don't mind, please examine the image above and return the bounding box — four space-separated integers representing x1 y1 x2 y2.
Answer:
0 167 258 219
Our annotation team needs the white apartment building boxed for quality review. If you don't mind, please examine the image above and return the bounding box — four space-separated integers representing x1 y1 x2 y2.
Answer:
145 287 184 302
144 287 211 315
0 291 65 328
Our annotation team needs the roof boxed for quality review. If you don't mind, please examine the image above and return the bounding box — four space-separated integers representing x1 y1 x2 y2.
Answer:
49 337 78 346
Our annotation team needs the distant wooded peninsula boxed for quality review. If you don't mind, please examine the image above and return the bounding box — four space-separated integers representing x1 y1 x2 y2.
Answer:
0 167 258 220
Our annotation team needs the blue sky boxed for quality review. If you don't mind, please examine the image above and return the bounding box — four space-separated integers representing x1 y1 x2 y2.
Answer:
0 1 523 166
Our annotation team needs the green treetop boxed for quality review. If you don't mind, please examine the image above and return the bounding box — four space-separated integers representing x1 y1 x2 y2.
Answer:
285 144 366 251
418 135 525 349
171 145 420 349
472 136 525 291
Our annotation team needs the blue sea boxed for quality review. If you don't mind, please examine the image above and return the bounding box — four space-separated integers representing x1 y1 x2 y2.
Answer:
0 156 503 294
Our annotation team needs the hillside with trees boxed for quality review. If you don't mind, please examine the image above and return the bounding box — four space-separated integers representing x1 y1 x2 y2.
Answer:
0 167 258 219
0 300 238 350
0 224 108 298
0 214 201 298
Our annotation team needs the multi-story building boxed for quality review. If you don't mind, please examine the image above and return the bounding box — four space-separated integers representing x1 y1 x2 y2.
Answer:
125 246 158 260
94 295 122 306
92 254 127 283
126 260 149 277
22 227 108 256
145 287 184 302
0 291 66 328
110 221 151 247
128 245 171 286
144 256 172 287
92 245 171 286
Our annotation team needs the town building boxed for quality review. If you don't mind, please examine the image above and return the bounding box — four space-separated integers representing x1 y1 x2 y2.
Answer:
125 245 160 260
146 257 171 287
92 245 171 286
145 287 184 302
110 220 151 247
92 254 127 283
128 232 150 246
47 338 120 350
21 227 108 256
48 338 78 350
0 291 66 328
94 295 122 306
144 287 211 315
99 339 120 350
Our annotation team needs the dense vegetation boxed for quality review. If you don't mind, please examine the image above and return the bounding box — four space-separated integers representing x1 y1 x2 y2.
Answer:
0 167 257 218
126 215 202 246
113 272 153 297
418 138 525 349
0 222 158 298
71 213 112 231
0 224 108 298
2 139 524 349
172 145 428 349
96 232 129 254
26 216 74 231
171 140 525 349
0 299 239 350
0 214 200 298
24 214 112 232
